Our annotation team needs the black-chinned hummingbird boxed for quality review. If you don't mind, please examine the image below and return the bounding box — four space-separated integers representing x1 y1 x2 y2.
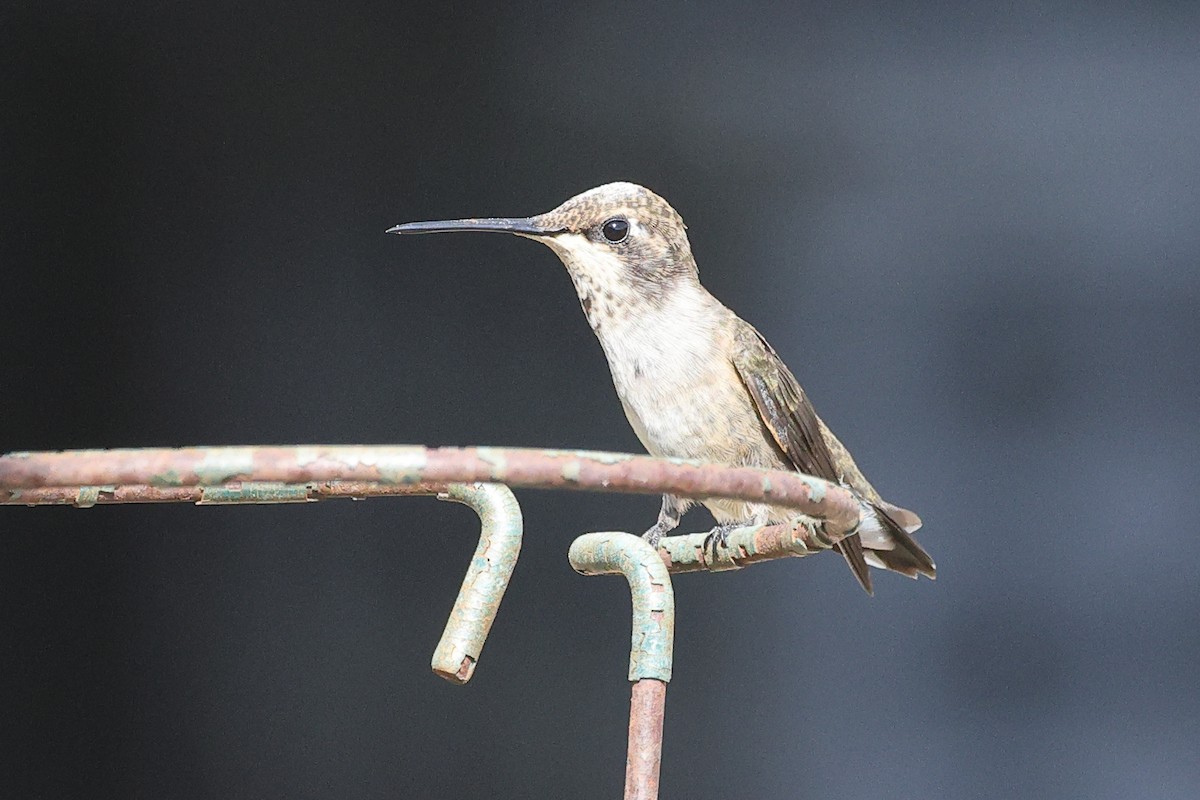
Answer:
388 182 935 594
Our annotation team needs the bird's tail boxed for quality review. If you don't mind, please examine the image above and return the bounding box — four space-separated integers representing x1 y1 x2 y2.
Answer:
836 535 874 596
863 502 937 581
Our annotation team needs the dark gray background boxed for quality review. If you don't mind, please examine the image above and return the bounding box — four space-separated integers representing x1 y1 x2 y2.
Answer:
3 2 1198 798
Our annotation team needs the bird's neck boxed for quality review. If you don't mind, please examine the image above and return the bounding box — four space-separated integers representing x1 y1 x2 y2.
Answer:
583 281 730 393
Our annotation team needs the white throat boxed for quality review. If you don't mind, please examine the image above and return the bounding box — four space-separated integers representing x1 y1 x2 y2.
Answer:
542 233 724 400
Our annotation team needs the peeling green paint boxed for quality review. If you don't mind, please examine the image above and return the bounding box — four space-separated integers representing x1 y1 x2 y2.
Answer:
199 483 312 504
373 447 427 484
559 449 703 468
431 483 522 685
805 475 826 502
567 449 635 465
568 532 674 683
654 515 828 573
300 446 430 484
475 448 508 481
150 469 183 487
195 449 256 485
294 447 323 467
560 461 582 482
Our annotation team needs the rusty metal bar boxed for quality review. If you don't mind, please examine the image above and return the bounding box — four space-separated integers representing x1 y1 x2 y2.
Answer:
0 481 451 507
2 484 852 576
431 483 522 684
0 446 862 534
0 445 881 797
656 515 840 573
569 532 674 800
625 680 667 800
1 478 520 685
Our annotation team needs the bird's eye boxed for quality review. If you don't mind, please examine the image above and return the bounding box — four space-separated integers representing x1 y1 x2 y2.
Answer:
601 217 629 243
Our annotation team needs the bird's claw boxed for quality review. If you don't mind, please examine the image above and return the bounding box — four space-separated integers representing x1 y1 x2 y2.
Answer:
702 522 739 562
641 523 668 550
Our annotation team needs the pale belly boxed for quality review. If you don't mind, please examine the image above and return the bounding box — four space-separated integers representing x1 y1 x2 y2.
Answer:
614 360 795 525
590 288 801 525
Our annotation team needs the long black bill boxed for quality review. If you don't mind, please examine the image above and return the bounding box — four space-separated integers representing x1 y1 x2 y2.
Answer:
385 217 561 236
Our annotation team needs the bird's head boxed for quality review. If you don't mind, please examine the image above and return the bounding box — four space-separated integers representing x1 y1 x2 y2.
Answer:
388 182 699 304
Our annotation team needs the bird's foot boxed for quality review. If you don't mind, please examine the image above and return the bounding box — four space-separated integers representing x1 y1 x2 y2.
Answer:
641 522 672 550
702 522 741 562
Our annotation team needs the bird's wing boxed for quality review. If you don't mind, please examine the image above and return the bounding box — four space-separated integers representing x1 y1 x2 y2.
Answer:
731 324 842 479
730 322 874 594
731 322 935 583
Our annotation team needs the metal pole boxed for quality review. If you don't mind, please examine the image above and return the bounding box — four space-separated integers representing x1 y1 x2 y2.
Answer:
569 532 674 800
0 446 934 797
625 679 667 800
0 445 862 537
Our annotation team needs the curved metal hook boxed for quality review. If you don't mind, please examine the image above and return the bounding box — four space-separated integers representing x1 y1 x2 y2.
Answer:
432 483 523 684
569 532 674 682
1 479 524 686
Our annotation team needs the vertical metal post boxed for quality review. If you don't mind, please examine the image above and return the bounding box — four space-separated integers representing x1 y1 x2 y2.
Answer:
569 532 674 800
625 678 667 800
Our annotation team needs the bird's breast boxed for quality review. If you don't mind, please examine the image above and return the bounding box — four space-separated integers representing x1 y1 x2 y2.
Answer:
592 302 768 465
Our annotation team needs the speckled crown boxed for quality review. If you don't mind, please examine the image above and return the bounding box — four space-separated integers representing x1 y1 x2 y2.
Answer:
533 182 688 238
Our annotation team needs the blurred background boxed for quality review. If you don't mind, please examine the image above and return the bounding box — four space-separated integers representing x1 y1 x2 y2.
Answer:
2 2 1198 798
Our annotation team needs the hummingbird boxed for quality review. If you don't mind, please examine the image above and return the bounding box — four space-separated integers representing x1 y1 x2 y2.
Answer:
387 182 935 594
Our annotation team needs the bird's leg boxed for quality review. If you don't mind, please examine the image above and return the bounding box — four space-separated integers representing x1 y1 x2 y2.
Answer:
703 510 770 561
642 494 685 549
